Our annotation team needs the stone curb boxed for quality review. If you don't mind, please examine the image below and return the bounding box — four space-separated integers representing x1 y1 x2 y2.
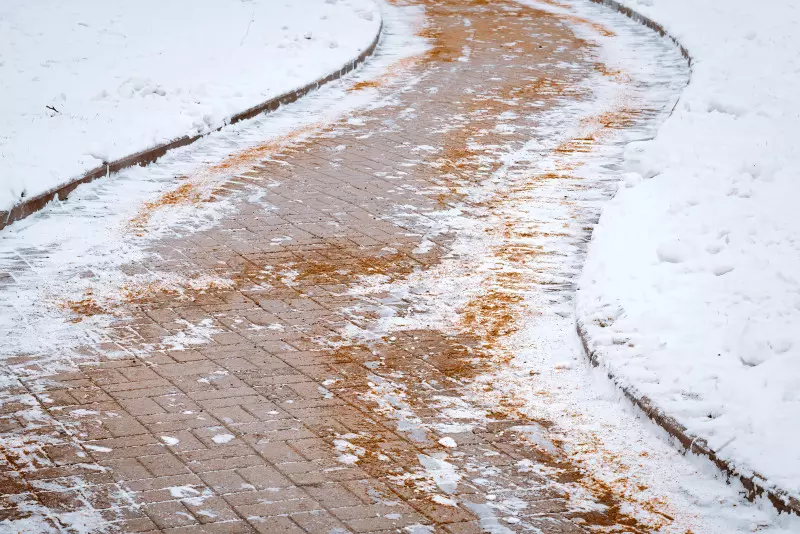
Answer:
589 0 691 64
581 0 800 517
578 321 800 516
0 18 384 232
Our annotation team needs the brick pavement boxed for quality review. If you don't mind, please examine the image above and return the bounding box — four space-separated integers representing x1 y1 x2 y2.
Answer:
0 0 668 532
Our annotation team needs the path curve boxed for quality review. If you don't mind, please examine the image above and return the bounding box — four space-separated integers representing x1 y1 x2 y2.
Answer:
0 0 786 532
0 15 384 233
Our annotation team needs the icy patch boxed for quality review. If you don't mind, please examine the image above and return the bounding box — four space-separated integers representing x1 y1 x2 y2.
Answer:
509 424 557 454
464 502 514 534
417 454 461 494
438 437 457 448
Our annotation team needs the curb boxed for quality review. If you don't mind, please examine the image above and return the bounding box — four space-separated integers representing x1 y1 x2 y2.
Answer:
578 321 800 515
588 0 691 64
581 0 800 517
0 18 384 233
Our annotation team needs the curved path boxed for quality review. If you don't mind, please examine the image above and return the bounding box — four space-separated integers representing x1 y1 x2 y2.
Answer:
0 0 790 532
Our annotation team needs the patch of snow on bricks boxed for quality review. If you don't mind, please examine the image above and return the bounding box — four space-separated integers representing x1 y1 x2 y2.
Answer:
160 436 180 446
211 433 235 444
417 454 461 494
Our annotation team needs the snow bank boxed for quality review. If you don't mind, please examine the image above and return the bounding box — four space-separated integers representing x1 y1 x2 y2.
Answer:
0 0 380 211
577 0 800 496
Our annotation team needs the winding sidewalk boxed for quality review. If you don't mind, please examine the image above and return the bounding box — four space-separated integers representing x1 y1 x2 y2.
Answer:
0 0 768 532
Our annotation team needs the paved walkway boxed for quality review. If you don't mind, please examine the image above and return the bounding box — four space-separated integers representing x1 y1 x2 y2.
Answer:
0 1 691 532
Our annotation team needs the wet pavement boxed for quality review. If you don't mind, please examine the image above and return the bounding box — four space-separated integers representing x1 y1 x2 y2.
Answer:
0 0 700 532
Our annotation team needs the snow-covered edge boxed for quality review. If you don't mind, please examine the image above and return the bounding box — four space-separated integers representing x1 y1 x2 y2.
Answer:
578 320 800 515
577 0 800 518
0 14 384 232
589 0 691 65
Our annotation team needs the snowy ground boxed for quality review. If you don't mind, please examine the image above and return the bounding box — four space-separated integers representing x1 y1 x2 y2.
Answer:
0 0 380 212
577 0 800 501
1 0 798 531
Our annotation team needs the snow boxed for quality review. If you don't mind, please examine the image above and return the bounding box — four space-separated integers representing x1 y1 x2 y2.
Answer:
2 0 796 527
168 485 202 499
211 433 234 444
337 453 360 465
417 454 461 495
437 436 457 448
576 0 800 498
160 436 180 446
83 444 112 453
0 0 381 212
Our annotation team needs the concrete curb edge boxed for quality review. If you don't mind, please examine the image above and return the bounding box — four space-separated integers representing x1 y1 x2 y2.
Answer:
578 321 800 515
